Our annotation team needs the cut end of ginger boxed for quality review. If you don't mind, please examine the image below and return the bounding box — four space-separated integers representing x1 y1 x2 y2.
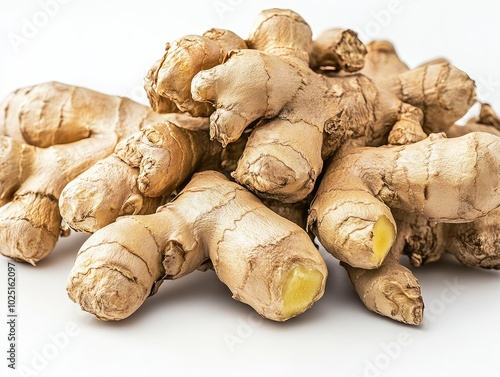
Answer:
281 265 324 319
372 215 396 265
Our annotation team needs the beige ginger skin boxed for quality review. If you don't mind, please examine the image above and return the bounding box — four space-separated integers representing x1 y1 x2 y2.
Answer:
0 82 172 264
147 9 481 272
326 45 500 324
308 131 500 270
59 115 225 234
1 8 500 327
403 104 500 271
147 9 475 205
0 83 222 264
67 171 327 322
349 199 500 325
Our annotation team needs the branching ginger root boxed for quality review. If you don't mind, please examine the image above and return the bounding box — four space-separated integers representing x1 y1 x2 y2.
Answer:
0 82 176 264
0 82 238 264
146 9 475 204
403 105 500 270
2 7 499 329
303 39 495 272
59 113 242 234
67 171 327 321
308 132 500 270
64 9 492 325
339 101 500 324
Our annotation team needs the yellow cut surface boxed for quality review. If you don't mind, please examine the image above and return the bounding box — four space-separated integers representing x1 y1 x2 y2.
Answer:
372 215 396 264
281 266 324 318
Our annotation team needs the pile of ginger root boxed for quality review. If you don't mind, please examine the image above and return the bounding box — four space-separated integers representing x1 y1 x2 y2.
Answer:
1 8 500 325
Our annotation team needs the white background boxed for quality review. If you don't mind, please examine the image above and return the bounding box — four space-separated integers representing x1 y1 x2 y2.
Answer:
1 1 500 376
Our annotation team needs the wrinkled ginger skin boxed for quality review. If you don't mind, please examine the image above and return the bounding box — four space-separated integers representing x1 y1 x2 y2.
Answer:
394 210 446 268
60 114 247 235
310 132 500 269
395 208 500 271
360 40 476 134
146 9 476 206
439 105 500 270
145 29 247 116
0 137 35 207
60 115 212 234
0 82 166 146
0 82 169 264
343 211 425 325
342 259 423 325
360 40 409 80
67 171 327 321
444 208 500 270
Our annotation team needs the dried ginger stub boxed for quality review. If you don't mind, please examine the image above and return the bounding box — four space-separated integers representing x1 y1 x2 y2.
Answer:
67 171 327 322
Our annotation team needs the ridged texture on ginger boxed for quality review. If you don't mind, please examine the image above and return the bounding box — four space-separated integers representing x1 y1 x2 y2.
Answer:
60 114 248 235
147 10 476 206
309 132 500 269
67 171 327 321
0 82 169 264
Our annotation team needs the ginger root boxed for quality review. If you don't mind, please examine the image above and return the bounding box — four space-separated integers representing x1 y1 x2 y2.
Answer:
0 82 171 264
309 132 500 269
67 171 327 321
1 8 500 328
147 9 475 204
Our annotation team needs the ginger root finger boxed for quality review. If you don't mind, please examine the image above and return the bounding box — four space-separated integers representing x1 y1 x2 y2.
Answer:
247 8 312 61
310 132 500 269
0 83 90 147
0 82 165 147
0 137 35 206
231 117 323 203
59 155 165 234
191 49 305 146
144 59 179 114
342 260 423 325
60 115 245 234
361 45 475 133
383 63 476 133
67 171 327 321
146 29 247 117
113 116 212 197
308 186 396 269
0 134 116 265
0 82 170 264
343 209 428 325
